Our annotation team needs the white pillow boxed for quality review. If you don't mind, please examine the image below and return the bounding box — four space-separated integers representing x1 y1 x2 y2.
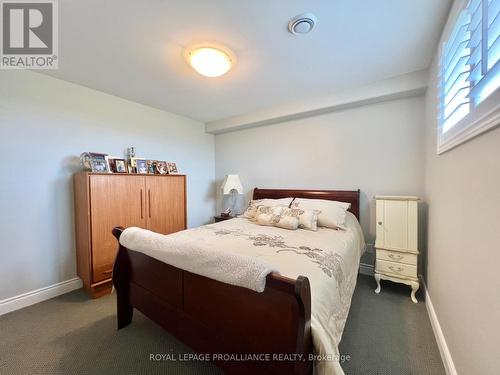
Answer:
291 198 351 229
254 206 299 230
242 198 293 219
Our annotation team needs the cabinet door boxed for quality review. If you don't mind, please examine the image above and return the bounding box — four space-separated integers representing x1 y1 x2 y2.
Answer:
383 200 408 251
90 175 146 283
375 200 385 248
146 176 186 234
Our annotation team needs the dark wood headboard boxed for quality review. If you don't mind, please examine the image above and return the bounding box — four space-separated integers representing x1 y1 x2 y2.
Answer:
253 188 360 221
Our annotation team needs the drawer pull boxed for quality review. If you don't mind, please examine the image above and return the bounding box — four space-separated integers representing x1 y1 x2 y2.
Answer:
388 266 404 273
148 189 152 218
388 253 403 260
140 189 144 219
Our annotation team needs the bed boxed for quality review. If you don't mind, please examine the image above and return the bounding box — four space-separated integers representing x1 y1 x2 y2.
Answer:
112 188 363 375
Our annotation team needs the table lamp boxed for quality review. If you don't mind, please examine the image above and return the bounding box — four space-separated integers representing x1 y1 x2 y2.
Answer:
221 174 243 217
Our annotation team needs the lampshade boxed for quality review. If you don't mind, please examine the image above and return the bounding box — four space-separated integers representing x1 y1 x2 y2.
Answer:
188 47 233 77
221 174 243 195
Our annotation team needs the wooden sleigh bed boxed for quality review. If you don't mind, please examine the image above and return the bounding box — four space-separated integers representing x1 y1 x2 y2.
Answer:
112 188 360 375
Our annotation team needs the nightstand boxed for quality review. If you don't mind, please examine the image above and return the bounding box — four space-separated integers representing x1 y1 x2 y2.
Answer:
214 215 235 223
374 196 420 303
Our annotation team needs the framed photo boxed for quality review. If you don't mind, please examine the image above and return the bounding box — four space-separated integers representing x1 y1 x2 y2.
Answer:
105 156 128 173
130 158 147 174
166 162 178 174
147 160 157 174
112 158 128 173
115 159 128 173
156 161 168 174
80 152 109 173
135 159 148 174
80 153 93 171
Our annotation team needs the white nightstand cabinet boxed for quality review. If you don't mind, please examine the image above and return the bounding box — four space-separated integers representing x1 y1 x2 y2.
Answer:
374 196 420 303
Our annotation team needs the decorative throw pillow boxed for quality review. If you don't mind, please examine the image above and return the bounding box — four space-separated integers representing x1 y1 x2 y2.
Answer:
253 205 282 221
281 207 321 231
254 205 299 230
291 198 351 229
242 198 294 219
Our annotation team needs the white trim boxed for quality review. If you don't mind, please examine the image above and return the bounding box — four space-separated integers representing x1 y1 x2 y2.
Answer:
374 195 420 201
440 0 468 42
359 263 374 276
0 277 83 316
422 279 458 375
438 93 500 154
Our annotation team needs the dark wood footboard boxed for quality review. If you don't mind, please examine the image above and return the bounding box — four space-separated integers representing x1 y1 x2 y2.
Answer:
112 227 313 375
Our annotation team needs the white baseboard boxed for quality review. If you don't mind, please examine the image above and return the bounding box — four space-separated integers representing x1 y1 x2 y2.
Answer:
359 262 374 276
422 280 458 375
0 277 83 316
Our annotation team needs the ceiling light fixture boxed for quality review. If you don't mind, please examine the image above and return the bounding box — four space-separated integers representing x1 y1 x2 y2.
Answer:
288 13 317 35
187 47 233 78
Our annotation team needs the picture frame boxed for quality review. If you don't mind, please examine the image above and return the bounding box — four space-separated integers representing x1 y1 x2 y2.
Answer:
80 152 109 173
166 162 178 174
147 160 157 174
115 159 128 173
80 153 93 171
156 161 168 174
130 157 147 174
110 158 128 173
105 156 128 173
105 156 114 172
135 158 148 174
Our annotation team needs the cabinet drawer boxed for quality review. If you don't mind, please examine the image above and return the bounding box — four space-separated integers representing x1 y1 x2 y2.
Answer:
376 259 417 279
377 249 417 265
93 264 113 283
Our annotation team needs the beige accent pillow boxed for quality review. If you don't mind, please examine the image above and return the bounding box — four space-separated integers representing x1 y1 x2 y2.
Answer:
242 198 293 219
291 198 351 229
254 206 299 230
282 207 321 231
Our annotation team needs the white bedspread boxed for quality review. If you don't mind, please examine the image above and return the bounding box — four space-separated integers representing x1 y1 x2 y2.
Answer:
120 226 278 292
120 212 365 375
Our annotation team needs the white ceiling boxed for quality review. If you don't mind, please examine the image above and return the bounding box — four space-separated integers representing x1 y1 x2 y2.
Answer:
43 0 451 123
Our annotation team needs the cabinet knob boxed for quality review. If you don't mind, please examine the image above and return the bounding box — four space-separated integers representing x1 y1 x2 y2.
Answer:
378 221 383 225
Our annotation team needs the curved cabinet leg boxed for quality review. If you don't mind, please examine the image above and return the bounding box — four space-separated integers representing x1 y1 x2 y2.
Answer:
374 273 381 294
410 281 419 304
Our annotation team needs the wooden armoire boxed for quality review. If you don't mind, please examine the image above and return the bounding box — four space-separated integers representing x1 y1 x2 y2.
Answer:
73 173 186 298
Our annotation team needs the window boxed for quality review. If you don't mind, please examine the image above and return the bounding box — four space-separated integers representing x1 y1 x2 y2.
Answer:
438 0 500 153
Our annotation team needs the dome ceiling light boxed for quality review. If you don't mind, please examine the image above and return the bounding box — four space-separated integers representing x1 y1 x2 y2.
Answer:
187 46 234 78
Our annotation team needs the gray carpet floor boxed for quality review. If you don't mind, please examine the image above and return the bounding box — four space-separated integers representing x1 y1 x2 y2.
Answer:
339 276 444 375
0 275 444 375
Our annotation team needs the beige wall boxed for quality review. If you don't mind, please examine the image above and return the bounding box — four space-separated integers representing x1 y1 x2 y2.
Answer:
0 71 215 301
424 20 500 375
215 96 426 265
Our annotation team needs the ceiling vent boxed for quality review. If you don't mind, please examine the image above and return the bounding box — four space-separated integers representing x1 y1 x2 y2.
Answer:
288 13 317 35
